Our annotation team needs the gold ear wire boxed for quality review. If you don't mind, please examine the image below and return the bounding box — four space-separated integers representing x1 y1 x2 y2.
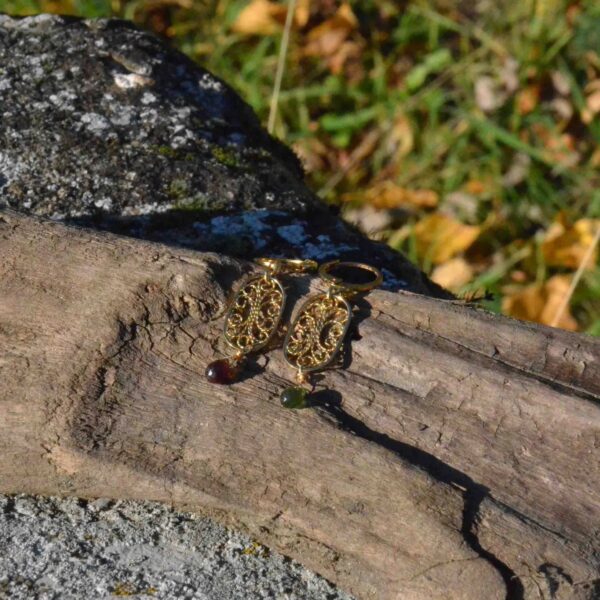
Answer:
319 260 383 296
255 258 318 276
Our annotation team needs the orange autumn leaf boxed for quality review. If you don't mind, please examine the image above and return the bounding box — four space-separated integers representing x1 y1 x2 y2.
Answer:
464 179 486 195
231 0 287 36
542 218 600 269
502 275 578 331
546 133 578 166
431 257 474 291
361 181 438 210
414 214 480 264
531 124 579 166
303 3 358 71
516 83 540 115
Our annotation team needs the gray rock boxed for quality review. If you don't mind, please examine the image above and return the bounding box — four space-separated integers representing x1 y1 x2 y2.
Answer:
0 495 354 600
0 13 450 297
0 13 310 218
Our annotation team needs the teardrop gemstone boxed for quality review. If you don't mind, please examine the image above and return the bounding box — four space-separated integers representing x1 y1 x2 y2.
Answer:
280 386 309 409
205 359 239 384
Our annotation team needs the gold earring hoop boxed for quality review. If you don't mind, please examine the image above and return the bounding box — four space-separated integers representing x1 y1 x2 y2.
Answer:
205 258 318 384
280 260 382 408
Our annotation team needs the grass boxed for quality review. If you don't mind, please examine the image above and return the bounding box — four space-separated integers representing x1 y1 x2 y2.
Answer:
3 0 600 333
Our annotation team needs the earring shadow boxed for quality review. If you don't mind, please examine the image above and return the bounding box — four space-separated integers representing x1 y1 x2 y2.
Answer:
340 294 373 372
231 354 267 384
307 388 343 409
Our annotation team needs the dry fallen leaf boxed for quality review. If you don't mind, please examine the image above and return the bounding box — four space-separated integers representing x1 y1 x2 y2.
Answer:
502 275 578 331
431 257 474 291
414 214 480 264
532 124 579 167
303 3 358 73
326 41 362 75
550 97 573 121
387 112 414 160
551 70 571 96
586 90 600 115
442 191 479 221
465 179 486 195
500 57 519 94
474 76 506 112
294 0 311 28
344 205 393 236
510 270 528 283
231 0 287 36
356 181 438 210
516 83 540 115
542 217 600 269
502 152 531 186
292 137 329 173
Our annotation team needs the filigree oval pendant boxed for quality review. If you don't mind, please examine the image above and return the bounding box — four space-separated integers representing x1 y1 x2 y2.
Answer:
224 275 285 354
284 293 351 372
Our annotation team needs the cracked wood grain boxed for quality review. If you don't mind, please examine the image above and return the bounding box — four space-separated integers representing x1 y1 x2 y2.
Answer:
1 210 599 600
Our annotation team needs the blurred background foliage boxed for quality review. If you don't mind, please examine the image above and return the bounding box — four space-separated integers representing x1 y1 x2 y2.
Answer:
3 0 600 333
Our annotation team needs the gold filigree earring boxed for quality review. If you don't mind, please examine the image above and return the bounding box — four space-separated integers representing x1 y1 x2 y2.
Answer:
205 258 318 384
280 260 383 408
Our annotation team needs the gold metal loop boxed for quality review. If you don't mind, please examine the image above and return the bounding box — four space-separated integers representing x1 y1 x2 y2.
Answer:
318 260 383 295
255 258 318 276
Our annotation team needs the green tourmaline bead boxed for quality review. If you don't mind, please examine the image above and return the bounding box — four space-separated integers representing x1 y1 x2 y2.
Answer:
280 386 309 409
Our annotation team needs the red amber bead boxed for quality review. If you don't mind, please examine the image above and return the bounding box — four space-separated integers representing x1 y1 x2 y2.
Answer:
205 359 239 384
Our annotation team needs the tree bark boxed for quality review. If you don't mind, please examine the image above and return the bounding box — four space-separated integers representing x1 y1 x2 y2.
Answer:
1 209 599 600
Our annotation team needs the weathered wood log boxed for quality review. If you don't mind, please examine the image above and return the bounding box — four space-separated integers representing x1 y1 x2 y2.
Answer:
1 12 599 600
1 209 599 600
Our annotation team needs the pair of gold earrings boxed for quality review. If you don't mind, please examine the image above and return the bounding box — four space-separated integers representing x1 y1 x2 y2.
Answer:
205 258 382 409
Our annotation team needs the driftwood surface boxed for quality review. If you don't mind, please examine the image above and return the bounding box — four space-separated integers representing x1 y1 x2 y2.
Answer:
1 209 599 600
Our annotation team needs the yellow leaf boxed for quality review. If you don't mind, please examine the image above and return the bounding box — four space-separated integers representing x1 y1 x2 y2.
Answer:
542 218 600 269
431 258 474 291
360 181 437 210
231 0 287 36
414 214 480 264
587 90 600 114
388 113 414 160
295 0 311 27
502 275 578 331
